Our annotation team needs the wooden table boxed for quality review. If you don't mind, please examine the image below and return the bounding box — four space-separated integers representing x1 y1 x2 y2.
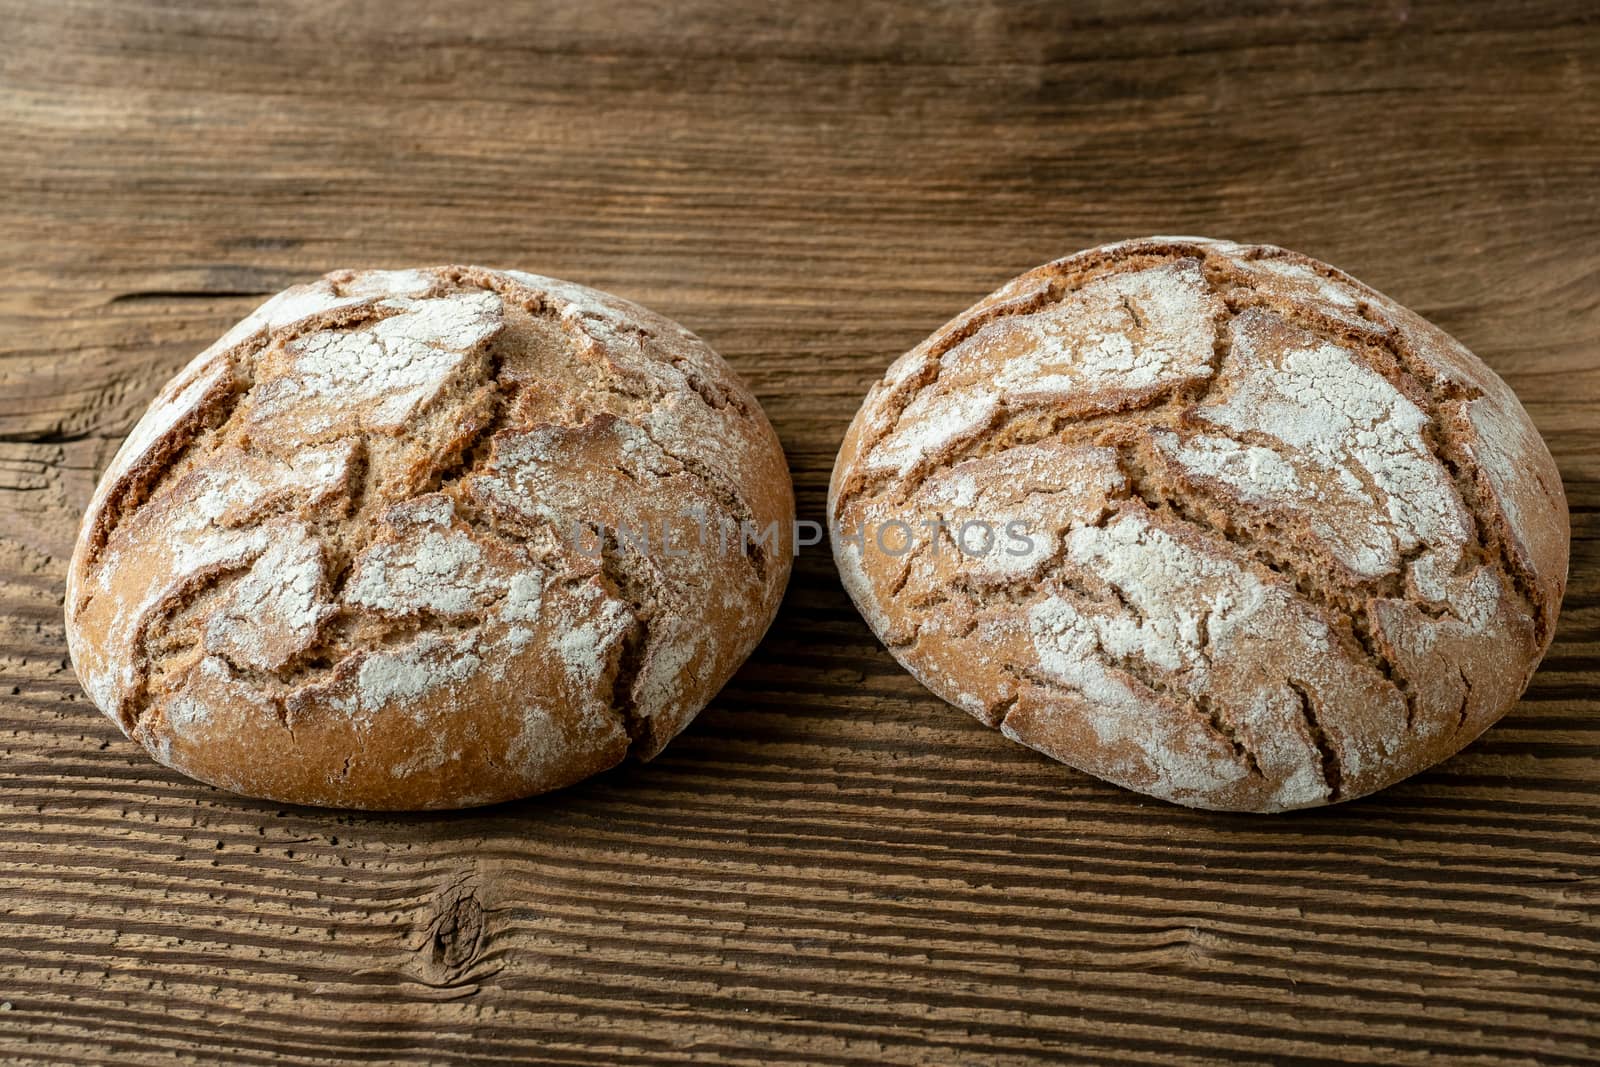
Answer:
2 3 1596 1063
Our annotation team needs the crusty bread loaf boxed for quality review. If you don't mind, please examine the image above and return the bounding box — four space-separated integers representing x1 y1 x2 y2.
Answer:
65 266 794 809
829 236 1568 811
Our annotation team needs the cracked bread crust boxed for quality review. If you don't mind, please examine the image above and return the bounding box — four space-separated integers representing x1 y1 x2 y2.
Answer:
829 236 1568 812
65 266 795 810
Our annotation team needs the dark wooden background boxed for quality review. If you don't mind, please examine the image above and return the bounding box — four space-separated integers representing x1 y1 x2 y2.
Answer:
2 2 1597 1063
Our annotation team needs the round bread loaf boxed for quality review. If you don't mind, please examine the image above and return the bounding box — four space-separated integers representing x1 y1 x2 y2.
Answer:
830 236 1568 812
66 266 794 809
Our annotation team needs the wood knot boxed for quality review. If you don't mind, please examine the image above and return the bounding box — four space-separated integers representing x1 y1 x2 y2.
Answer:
420 882 485 983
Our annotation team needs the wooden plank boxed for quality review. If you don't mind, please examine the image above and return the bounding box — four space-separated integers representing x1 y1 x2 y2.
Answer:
1 1 1596 1062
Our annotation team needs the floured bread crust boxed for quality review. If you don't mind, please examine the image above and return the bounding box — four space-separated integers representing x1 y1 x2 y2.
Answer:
66 267 794 809
829 237 1568 812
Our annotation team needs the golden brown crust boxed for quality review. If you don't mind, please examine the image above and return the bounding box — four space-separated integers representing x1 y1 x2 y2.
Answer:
66 267 795 809
829 236 1568 812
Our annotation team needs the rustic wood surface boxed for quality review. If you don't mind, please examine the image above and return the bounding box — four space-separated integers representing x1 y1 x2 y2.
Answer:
2 2 1597 1063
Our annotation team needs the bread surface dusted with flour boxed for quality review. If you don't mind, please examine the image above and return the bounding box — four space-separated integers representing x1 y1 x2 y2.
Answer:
66 267 794 809
830 237 1568 811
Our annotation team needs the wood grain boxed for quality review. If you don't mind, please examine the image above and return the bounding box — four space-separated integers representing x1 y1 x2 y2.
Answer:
2 1 1597 1063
